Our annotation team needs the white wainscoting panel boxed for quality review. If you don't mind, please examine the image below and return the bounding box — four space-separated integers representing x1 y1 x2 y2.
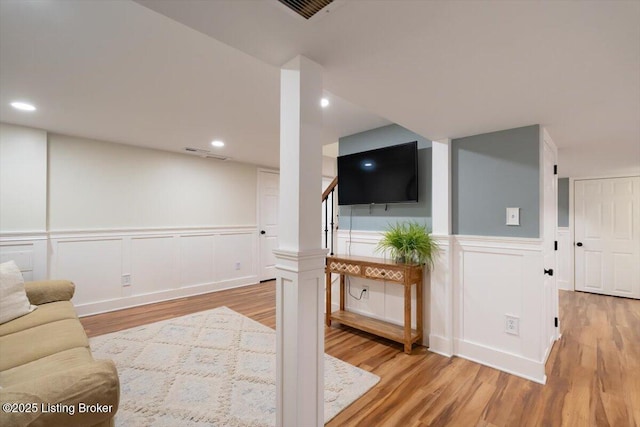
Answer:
336 230 550 383
131 236 176 295
179 234 215 288
215 233 256 283
53 238 123 305
460 250 524 354
557 228 572 290
49 227 258 316
0 233 48 281
336 230 430 339
453 236 546 383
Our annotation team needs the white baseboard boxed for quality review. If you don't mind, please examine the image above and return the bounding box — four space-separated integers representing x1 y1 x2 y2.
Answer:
455 339 546 384
76 275 258 317
428 334 452 357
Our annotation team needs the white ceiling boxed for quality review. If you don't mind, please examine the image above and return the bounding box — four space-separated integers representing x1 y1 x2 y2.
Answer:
1 0 639 177
0 0 388 169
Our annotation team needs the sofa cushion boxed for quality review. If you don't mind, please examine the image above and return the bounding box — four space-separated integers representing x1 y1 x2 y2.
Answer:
0 360 119 427
0 347 94 387
0 319 89 371
0 261 36 324
25 280 75 305
0 301 78 337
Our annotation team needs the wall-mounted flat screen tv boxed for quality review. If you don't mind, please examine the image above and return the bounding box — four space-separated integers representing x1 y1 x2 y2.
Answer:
337 141 418 206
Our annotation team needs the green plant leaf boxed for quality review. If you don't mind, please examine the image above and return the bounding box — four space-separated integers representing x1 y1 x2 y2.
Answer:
375 221 439 268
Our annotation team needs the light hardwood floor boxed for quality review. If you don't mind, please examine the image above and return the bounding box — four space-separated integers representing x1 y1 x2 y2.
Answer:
81 283 640 427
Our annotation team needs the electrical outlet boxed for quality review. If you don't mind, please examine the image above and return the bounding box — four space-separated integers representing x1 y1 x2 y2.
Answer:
121 274 131 287
362 285 370 299
235 262 241 270
505 315 519 335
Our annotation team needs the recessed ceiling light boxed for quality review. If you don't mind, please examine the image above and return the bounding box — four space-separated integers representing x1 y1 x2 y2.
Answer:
321 98 329 108
211 140 225 148
10 101 36 112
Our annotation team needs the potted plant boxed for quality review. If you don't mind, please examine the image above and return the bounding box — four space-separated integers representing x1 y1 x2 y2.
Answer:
376 221 439 268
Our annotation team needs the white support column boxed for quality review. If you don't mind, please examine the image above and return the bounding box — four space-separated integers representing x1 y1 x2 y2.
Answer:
429 138 454 356
275 55 326 427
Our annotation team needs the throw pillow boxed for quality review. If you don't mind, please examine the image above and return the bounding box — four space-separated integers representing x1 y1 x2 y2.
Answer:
0 260 37 324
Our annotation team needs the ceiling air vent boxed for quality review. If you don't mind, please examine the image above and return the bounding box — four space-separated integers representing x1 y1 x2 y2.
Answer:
204 154 229 161
184 147 229 161
278 0 334 20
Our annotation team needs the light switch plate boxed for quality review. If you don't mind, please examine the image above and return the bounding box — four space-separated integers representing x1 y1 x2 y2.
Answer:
506 207 520 226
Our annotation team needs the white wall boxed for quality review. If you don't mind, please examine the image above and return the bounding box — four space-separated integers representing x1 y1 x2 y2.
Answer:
0 124 260 314
322 155 336 178
46 135 260 313
0 124 48 281
0 123 47 232
48 133 257 230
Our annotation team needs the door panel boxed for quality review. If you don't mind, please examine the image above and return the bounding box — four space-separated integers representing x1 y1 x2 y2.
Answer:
583 251 603 290
258 170 279 281
612 253 633 293
575 177 640 299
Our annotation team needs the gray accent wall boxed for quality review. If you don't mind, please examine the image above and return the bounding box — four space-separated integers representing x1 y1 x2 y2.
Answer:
558 178 569 227
338 124 432 231
452 125 540 238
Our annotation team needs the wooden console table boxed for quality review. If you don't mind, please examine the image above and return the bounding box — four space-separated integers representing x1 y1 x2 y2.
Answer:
325 255 423 354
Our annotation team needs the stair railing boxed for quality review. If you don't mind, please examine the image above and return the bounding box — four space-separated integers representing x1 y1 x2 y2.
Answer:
322 176 338 256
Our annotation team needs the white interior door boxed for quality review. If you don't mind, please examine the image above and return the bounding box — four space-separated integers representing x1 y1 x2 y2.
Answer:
575 177 640 299
542 138 559 342
258 170 279 281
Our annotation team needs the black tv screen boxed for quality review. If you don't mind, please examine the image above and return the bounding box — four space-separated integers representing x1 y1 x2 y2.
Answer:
337 141 418 205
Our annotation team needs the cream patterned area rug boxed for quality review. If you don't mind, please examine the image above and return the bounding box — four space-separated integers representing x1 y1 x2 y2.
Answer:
90 306 379 426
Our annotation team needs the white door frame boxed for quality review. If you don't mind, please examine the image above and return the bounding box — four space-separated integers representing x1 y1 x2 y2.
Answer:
257 168 279 282
541 132 559 341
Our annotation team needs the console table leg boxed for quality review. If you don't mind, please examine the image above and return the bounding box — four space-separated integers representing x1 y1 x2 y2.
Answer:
339 275 345 311
404 284 412 354
417 278 423 343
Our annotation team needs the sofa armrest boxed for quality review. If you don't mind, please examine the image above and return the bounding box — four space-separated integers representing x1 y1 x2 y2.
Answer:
0 360 119 427
24 280 75 305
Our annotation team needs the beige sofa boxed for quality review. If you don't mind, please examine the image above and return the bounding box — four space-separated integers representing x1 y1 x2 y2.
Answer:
0 280 119 427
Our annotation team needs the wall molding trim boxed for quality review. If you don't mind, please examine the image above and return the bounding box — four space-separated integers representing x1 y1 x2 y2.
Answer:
48 225 257 240
0 232 49 242
274 248 328 274
453 235 543 251
336 229 382 242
